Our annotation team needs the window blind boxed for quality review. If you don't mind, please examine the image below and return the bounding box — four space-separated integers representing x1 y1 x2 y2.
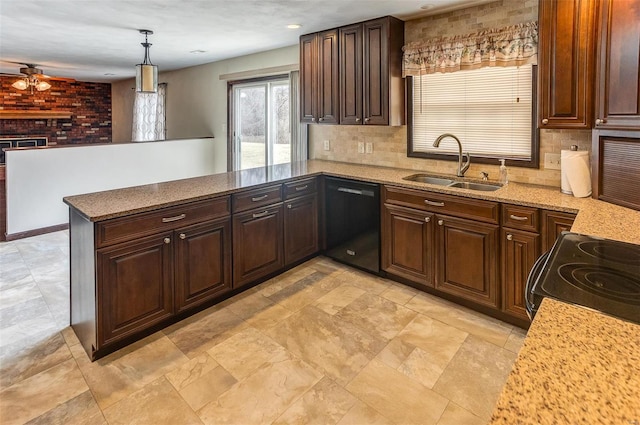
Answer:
411 64 533 159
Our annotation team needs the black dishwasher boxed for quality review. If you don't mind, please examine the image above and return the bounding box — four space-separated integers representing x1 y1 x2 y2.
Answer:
324 177 380 274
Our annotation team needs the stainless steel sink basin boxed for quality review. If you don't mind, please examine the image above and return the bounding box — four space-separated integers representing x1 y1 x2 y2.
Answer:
403 174 456 186
448 181 502 192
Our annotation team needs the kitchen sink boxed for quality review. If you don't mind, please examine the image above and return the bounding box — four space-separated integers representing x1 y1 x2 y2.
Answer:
403 174 456 186
448 181 502 191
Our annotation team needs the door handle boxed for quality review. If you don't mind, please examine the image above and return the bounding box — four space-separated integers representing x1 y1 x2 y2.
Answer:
251 194 269 202
252 210 271 219
162 214 186 223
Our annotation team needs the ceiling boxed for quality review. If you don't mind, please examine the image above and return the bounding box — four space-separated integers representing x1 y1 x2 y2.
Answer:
0 0 490 83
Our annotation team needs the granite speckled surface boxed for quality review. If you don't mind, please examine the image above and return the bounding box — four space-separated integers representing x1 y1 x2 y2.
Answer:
490 298 640 425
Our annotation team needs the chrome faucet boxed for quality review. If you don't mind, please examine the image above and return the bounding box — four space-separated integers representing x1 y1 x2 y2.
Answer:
432 133 471 177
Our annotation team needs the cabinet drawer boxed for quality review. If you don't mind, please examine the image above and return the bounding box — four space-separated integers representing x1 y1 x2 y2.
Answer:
96 197 230 248
383 185 499 224
283 177 317 199
502 204 539 232
233 184 283 213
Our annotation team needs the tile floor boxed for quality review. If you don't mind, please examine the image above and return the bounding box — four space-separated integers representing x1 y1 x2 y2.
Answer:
0 230 527 425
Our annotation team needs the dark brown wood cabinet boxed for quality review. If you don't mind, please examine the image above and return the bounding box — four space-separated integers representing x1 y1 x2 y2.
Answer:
300 30 339 124
97 233 174 348
541 210 577 251
501 228 540 321
435 215 500 309
284 194 319 265
381 203 434 287
538 0 596 128
594 0 640 129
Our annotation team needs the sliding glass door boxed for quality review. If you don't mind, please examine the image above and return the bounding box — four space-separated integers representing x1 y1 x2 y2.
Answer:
231 77 290 170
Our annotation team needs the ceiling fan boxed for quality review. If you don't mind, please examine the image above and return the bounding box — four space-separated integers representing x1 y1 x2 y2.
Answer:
1 63 75 93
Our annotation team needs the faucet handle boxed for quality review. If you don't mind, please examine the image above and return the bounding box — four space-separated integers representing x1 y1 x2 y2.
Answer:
480 171 489 181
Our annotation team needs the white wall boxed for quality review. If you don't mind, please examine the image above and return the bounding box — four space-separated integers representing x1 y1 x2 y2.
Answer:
112 45 299 173
5 138 217 236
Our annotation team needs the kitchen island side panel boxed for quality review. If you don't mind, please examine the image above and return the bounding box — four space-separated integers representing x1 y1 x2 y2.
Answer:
70 207 97 359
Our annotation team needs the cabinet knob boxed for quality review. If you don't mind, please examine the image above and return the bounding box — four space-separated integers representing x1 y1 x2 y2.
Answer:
287 204 292 209
355 117 361 123
364 117 371 123
319 117 324 122
437 219 444 226
179 233 186 239
311 117 316 122
425 217 430 223
164 237 171 244
595 118 606 125
541 118 549 125
507 234 513 241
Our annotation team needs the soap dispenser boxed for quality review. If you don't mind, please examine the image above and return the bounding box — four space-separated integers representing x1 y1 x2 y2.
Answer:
499 159 508 185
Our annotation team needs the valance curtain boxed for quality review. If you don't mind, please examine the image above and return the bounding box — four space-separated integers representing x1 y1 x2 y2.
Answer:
132 83 167 142
402 21 538 76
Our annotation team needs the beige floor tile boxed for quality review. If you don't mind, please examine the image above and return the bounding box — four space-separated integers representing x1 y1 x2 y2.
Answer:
60 326 82 347
334 269 391 295
256 266 317 298
24 390 106 425
336 401 395 425
164 353 221 391
268 271 342 312
406 293 513 346
207 327 290 380
221 289 272 319
266 306 385 385
164 305 249 358
380 283 420 305
503 327 528 354
224 290 294 330
313 284 366 315
102 377 203 425
433 335 517 420
0 331 72 390
336 292 417 340
345 359 449 425
176 364 237 411
244 302 294 331
197 358 323 425
0 358 88 425
273 376 357 425
437 402 487 425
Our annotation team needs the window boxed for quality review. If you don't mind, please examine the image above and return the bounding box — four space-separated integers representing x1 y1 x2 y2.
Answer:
408 64 538 168
229 76 291 171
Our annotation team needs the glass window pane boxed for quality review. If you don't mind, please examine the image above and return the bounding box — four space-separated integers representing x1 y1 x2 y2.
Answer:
271 82 290 165
238 85 266 170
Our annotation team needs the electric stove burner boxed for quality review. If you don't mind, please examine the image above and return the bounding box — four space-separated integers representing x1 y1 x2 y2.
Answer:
557 263 640 305
577 240 640 265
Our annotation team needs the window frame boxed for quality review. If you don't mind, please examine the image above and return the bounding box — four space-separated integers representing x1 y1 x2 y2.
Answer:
406 65 540 169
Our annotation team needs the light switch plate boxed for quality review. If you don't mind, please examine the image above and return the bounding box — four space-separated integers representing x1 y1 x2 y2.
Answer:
323 140 330 151
544 153 561 170
365 142 373 154
357 142 365 154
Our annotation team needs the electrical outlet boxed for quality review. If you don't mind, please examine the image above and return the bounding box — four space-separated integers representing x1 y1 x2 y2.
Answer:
323 140 330 151
365 142 373 154
357 142 365 154
544 153 561 170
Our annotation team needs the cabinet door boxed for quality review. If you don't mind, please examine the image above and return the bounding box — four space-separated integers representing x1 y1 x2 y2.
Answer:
363 18 389 125
435 215 500 308
538 0 596 128
595 0 640 129
174 218 232 313
300 33 317 123
340 23 363 125
97 233 174 347
502 228 540 321
541 210 576 251
317 29 340 124
382 204 434 287
284 194 319 265
233 204 284 288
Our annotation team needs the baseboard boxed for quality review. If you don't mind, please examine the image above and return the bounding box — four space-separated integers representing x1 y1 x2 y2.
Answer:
5 223 69 241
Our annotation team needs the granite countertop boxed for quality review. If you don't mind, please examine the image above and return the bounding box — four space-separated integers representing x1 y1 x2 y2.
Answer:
490 298 640 425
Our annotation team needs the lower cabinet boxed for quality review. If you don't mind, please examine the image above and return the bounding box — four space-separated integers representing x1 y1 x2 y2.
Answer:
501 228 540 321
541 210 576 251
434 215 500 309
381 203 434 287
233 204 284 288
284 194 319 265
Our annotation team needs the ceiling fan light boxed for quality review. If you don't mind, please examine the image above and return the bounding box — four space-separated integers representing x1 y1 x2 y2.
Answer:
136 63 158 93
35 80 51 91
12 79 29 90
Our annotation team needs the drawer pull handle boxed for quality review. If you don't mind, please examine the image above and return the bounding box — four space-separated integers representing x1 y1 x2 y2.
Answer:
251 194 269 202
252 210 270 219
425 200 445 207
295 185 308 191
162 214 186 223
179 233 186 240
509 214 528 221
164 237 171 244
507 234 513 241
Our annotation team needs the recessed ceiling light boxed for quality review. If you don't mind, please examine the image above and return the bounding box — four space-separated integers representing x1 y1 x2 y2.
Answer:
287 24 302 29
190 50 206 54
104 73 116 76
420 4 435 9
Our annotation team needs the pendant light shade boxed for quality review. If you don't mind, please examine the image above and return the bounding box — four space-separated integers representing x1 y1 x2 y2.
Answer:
136 29 158 93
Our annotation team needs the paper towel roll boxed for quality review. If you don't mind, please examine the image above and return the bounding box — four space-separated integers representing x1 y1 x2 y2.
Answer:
561 149 592 197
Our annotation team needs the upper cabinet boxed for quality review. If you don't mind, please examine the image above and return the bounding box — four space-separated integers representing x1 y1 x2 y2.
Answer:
301 16 405 126
594 0 640 130
538 0 597 129
300 29 340 124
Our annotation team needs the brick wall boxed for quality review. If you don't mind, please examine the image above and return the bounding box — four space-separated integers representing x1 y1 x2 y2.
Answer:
0 77 112 145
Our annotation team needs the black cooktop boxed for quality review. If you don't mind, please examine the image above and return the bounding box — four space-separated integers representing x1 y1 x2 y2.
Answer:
532 232 640 324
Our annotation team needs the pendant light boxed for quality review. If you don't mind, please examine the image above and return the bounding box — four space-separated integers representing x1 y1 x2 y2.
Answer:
136 29 158 93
